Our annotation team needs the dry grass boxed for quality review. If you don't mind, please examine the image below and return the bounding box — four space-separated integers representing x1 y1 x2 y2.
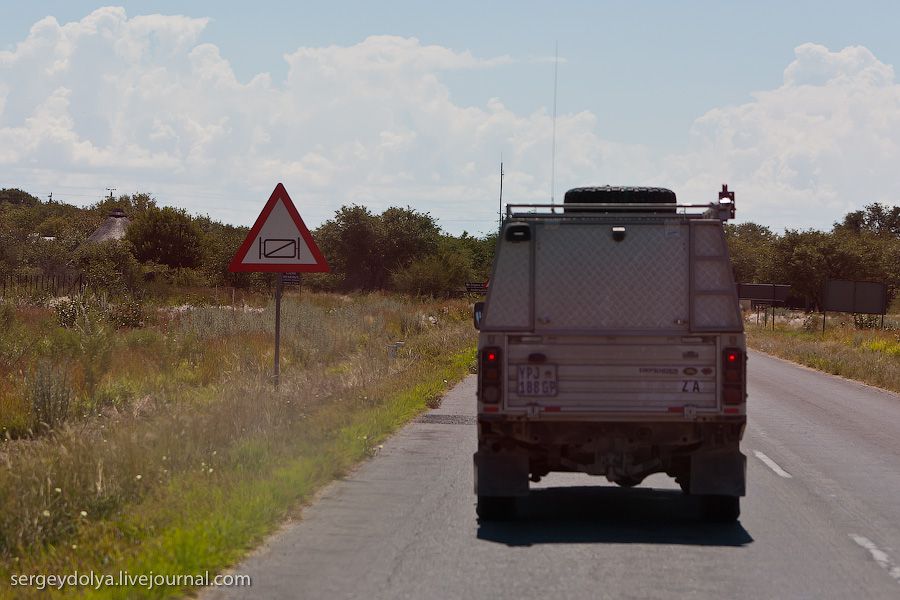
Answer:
746 311 900 394
0 291 476 595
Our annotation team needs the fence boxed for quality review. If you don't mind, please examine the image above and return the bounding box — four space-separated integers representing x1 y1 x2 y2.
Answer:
1 273 86 299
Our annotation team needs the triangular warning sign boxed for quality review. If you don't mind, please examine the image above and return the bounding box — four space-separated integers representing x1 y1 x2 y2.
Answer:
228 183 330 273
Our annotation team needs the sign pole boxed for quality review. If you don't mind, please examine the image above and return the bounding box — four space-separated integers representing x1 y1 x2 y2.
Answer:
227 184 330 390
274 273 282 387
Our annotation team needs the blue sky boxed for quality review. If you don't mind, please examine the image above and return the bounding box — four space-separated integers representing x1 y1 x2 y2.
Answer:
2 2 900 234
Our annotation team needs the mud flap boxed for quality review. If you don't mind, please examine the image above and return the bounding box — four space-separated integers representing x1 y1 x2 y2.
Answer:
689 449 746 496
473 452 529 497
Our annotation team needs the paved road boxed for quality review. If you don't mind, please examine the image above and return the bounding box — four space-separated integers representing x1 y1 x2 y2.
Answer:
205 350 900 599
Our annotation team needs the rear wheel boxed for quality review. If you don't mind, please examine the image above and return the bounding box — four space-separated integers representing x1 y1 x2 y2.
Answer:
701 495 740 522
476 496 515 521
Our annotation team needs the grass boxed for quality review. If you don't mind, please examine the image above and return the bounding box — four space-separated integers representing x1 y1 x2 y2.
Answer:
0 292 477 598
745 310 900 394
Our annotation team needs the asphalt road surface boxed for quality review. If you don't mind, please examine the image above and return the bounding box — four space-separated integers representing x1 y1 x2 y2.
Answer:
205 350 900 599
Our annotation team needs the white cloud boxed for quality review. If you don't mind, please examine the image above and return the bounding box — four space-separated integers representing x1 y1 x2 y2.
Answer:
0 8 649 233
2 9 899 234
662 43 900 230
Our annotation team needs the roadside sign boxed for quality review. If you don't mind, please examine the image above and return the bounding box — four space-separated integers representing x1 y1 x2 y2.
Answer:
228 183 329 273
735 283 790 304
282 273 301 286
228 183 329 388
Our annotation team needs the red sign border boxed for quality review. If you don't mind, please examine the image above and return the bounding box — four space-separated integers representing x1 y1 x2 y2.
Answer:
228 183 330 273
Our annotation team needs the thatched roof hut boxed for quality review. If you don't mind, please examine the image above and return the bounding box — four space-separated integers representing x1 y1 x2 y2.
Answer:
86 209 130 243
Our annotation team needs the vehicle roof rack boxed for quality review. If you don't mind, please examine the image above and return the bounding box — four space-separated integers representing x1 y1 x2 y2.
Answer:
505 185 737 222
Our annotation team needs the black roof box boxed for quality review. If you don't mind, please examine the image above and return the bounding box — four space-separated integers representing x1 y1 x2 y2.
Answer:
563 186 676 213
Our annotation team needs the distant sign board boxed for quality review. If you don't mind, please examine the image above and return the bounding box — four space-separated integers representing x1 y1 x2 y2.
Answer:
823 279 887 315
735 283 790 303
465 281 489 295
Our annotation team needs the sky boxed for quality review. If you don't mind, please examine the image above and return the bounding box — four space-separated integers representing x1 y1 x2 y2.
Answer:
2 1 900 236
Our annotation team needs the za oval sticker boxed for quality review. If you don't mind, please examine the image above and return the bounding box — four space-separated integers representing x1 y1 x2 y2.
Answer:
683 367 698 376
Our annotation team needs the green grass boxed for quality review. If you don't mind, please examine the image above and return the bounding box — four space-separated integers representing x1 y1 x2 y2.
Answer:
0 292 477 598
746 315 900 394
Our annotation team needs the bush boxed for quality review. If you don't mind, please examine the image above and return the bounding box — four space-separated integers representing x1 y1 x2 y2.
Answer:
108 297 146 329
74 240 142 293
392 243 472 297
801 313 822 333
55 297 80 328
853 314 881 329
28 361 72 432
126 206 204 268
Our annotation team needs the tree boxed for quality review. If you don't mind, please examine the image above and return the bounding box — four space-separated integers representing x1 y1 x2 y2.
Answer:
0 188 40 206
377 206 441 287
199 221 254 287
724 223 776 283
314 205 381 290
771 230 866 308
91 193 157 221
455 231 497 281
73 240 142 293
315 205 442 291
834 203 900 237
392 239 473 297
125 206 204 268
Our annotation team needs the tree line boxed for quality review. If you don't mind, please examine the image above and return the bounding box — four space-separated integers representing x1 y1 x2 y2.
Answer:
2 187 896 305
0 188 495 297
725 203 900 310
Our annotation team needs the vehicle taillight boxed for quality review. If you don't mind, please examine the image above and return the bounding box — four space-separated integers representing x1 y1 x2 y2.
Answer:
722 347 745 407
480 347 502 404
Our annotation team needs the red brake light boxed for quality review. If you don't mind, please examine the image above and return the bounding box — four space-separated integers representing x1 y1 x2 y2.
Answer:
480 347 503 404
722 348 744 407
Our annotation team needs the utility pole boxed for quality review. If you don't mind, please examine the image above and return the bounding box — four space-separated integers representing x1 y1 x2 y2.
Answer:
47 192 53 203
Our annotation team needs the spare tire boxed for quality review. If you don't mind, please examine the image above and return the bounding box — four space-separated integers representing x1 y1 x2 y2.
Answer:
563 186 676 213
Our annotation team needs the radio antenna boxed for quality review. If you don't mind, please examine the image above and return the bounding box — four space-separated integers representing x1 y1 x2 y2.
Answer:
550 42 558 210
498 158 504 232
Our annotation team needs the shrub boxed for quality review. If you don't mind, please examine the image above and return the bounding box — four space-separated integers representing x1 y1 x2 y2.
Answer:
853 313 880 329
28 361 72 432
126 206 204 268
55 297 80 327
801 313 821 333
108 297 146 329
73 240 142 293
392 244 472 297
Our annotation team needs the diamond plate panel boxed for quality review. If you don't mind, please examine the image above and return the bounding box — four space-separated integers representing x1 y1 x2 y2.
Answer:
694 295 741 329
482 238 531 329
695 259 732 291
693 223 725 256
534 224 689 330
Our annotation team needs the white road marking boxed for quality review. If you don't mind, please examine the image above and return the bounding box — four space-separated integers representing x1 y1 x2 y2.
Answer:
850 534 900 584
753 450 793 478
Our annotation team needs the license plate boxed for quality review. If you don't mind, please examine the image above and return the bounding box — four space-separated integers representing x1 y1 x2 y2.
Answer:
517 364 558 396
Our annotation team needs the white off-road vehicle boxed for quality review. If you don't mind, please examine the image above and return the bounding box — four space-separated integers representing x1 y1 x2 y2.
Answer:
473 185 746 522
